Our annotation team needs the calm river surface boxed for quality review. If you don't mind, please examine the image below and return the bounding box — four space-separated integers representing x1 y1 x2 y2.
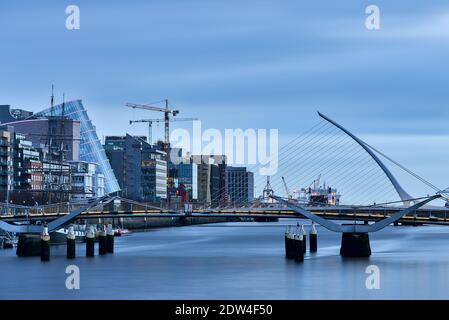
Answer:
1 219 449 299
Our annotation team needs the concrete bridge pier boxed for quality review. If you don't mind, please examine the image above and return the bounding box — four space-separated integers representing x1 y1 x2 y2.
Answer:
16 234 41 257
340 232 371 258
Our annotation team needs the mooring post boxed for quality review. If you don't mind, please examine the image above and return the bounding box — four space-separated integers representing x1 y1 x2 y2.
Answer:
98 226 107 255
66 225 76 259
300 225 307 253
40 225 50 262
86 225 95 257
294 232 304 262
106 223 114 254
286 226 295 260
284 225 291 259
309 223 317 253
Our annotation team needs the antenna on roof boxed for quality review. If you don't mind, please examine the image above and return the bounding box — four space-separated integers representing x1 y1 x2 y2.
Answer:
50 84 55 117
62 92 65 118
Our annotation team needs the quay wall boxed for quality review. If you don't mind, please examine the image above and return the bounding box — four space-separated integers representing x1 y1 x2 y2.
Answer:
79 216 241 231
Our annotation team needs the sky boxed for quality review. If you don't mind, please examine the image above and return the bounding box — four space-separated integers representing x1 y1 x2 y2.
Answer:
1 0 449 199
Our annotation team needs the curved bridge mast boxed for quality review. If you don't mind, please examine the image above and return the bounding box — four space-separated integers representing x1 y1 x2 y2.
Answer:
318 112 414 205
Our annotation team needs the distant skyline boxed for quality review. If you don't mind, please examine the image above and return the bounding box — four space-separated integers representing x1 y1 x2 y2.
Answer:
1 0 449 197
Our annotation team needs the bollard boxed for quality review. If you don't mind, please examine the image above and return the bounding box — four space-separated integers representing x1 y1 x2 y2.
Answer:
309 223 318 253
40 226 50 262
98 227 107 255
106 224 114 254
86 226 95 257
284 225 291 259
286 226 295 260
66 225 76 259
300 225 307 254
294 233 304 262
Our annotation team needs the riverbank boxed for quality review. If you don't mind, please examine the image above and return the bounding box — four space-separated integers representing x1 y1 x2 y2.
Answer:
82 216 242 231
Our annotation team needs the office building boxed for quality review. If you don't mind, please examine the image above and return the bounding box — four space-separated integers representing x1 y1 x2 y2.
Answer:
31 100 120 194
12 133 41 191
69 161 105 201
9 117 80 162
227 167 254 203
191 155 228 204
105 134 167 202
0 127 13 198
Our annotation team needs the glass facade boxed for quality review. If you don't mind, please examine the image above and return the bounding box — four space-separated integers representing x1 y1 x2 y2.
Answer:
227 167 254 203
176 163 198 200
32 100 120 194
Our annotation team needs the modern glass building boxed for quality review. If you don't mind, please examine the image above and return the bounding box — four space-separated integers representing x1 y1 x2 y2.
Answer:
227 166 254 203
176 163 198 200
104 134 167 201
31 100 120 194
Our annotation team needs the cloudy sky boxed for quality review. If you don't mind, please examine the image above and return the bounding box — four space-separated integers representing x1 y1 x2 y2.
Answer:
1 0 449 198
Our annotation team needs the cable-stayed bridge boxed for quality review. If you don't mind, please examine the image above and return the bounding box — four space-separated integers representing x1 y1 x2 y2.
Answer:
1 111 448 256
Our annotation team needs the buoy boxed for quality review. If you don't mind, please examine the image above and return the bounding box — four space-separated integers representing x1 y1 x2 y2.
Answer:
86 226 95 257
66 225 76 259
301 225 307 253
310 223 318 253
294 233 304 262
40 225 50 262
98 226 107 255
106 224 114 254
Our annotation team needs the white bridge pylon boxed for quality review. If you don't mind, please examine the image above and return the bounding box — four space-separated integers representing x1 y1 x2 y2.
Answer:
318 112 414 206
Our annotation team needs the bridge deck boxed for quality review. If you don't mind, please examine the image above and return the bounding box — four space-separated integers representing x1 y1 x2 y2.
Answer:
2 207 449 226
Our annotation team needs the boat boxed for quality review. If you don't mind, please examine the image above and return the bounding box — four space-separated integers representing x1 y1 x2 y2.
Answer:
114 228 131 237
1 237 16 249
295 175 341 207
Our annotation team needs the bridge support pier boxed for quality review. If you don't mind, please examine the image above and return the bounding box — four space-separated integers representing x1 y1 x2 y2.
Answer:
340 232 371 258
16 234 41 257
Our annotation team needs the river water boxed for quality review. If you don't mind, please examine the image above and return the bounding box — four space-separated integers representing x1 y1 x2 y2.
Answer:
1 219 449 300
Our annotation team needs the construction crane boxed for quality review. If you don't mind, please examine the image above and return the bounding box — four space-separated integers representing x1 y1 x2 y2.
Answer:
129 117 198 145
125 99 179 151
281 176 292 200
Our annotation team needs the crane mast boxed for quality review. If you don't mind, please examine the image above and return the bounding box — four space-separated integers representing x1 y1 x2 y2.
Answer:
126 99 179 151
281 176 292 199
129 117 198 145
